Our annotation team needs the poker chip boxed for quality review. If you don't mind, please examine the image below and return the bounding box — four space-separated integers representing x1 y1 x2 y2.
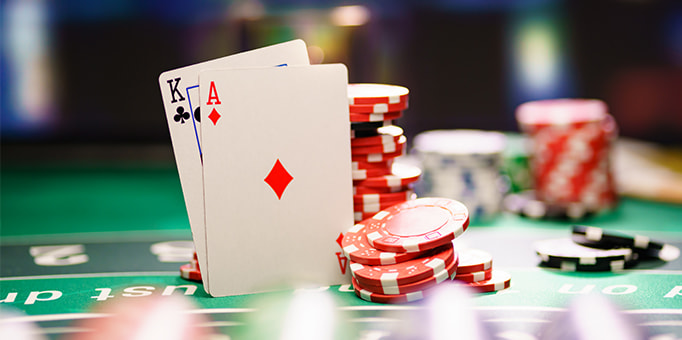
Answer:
354 211 381 222
351 148 404 163
534 238 635 266
351 136 407 155
503 190 597 220
465 270 512 293
349 101 409 114
412 129 508 221
454 248 493 274
351 120 391 131
351 129 379 138
515 99 618 211
413 129 506 157
349 111 402 123
539 257 638 272
345 83 468 305
353 200 404 213
354 163 422 188
179 262 202 282
341 222 421 266
364 198 469 253
532 226 679 272
516 99 608 126
348 83 409 105
350 243 455 287
353 190 415 205
353 184 412 195
357 252 459 295
453 268 493 283
352 160 394 170
571 225 680 262
351 125 404 147
352 277 426 304
352 167 393 181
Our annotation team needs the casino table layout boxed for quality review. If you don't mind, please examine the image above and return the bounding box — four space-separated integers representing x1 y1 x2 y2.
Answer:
2 164 681 339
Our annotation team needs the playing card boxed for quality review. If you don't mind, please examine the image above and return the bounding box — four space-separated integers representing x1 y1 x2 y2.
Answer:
200 64 353 297
158 40 309 291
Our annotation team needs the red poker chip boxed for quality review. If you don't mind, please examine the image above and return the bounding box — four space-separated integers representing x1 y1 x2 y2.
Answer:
349 111 402 123
180 263 202 282
354 211 381 222
348 83 409 105
351 126 404 147
516 99 608 127
351 148 404 163
351 136 407 155
350 243 455 288
341 223 421 266
354 248 459 295
454 268 493 283
354 200 405 213
352 160 393 170
353 163 421 188
352 167 393 181
354 184 412 195
349 101 409 114
352 277 426 304
455 248 493 274
365 198 469 253
354 190 415 205
465 270 511 293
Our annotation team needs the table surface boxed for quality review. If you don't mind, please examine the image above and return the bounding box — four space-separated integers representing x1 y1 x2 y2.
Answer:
2 164 681 339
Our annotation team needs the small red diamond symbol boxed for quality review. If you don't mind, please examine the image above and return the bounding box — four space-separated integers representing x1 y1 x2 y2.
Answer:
336 233 344 248
264 159 293 200
208 108 221 125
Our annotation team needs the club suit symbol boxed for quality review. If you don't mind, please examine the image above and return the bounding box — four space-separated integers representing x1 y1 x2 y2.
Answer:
173 106 190 124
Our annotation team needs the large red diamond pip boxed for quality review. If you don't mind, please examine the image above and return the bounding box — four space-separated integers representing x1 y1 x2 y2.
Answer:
264 159 293 200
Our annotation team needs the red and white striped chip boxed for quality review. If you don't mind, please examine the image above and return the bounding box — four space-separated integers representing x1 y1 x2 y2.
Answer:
364 198 470 253
351 126 404 147
353 163 421 188
349 101 408 114
349 111 402 123
348 83 409 105
351 135 407 155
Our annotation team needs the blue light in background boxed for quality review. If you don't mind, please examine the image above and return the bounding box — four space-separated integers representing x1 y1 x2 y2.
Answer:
1 0 56 137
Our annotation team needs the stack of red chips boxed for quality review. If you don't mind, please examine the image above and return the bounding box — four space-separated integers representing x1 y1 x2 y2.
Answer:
516 99 618 214
348 84 421 223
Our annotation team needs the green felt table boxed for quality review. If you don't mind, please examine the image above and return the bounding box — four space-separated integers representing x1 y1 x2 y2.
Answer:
2 164 681 339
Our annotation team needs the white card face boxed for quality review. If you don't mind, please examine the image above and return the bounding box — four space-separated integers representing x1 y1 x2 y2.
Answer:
158 40 309 291
200 64 354 297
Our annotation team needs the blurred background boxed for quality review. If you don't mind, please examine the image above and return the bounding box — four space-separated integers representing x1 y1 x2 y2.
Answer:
2 0 681 162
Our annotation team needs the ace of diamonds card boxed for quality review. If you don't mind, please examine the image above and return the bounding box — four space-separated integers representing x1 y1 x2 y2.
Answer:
157 40 309 291
200 64 353 297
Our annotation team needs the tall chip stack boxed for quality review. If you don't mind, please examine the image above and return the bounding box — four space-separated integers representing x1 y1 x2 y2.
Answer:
411 130 508 222
510 99 619 219
348 84 421 223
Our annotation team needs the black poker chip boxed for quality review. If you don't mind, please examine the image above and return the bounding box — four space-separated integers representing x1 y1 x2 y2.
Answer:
534 238 639 272
351 121 391 138
539 257 640 272
572 225 680 261
533 226 681 272
503 191 594 220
